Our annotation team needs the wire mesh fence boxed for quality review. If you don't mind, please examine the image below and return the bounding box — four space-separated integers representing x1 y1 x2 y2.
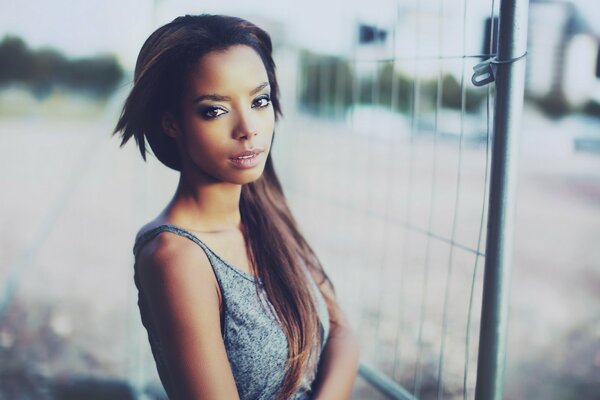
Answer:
272 0 509 398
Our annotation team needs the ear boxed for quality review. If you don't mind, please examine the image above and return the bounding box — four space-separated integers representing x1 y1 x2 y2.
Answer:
161 112 182 139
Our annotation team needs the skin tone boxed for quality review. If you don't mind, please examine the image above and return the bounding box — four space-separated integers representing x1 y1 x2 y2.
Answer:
136 44 359 399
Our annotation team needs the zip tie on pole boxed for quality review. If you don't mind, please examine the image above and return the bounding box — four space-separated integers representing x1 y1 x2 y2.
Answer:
471 52 528 87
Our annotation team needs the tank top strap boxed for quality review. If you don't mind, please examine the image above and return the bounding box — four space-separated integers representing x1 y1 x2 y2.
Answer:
133 224 257 282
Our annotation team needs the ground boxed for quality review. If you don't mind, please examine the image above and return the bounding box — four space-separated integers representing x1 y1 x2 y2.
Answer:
0 101 598 399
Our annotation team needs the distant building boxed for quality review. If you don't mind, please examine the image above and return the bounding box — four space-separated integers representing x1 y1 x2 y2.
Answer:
527 0 599 107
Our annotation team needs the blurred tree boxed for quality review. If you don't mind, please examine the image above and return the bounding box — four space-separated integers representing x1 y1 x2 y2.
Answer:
299 51 353 116
299 51 487 118
0 36 36 85
0 35 123 98
58 56 124 97
440 74 486 113
582 100 600 118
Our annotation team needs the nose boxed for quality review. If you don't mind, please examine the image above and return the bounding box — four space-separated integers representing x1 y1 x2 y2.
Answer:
233 109 258 140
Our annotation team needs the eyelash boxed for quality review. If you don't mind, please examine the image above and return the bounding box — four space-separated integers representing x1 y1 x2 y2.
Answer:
199 94 271 120
200 107 226 120
252 94 271 109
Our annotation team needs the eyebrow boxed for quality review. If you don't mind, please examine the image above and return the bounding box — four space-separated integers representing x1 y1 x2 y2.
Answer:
193 82 270 103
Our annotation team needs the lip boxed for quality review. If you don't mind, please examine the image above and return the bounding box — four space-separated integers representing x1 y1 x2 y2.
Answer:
229 149 265 169
231 149 263 159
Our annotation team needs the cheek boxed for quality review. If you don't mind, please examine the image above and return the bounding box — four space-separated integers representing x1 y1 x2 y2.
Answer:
181 124 228 159
261 109 276 139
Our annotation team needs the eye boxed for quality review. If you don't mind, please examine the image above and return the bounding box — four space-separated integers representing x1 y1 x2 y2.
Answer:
252 95 271 109
199 106 227 120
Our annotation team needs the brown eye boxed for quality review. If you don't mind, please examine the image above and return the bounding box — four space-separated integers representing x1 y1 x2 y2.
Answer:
199 106 227 120
252 95 271 108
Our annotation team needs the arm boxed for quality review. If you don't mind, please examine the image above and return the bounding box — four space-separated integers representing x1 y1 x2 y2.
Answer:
309 272 360 400
137 233 240 400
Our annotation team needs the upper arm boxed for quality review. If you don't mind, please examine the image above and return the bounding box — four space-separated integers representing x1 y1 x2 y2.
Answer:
137 233 240 400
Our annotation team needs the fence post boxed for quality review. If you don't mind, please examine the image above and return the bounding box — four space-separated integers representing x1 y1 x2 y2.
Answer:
475 0 529 399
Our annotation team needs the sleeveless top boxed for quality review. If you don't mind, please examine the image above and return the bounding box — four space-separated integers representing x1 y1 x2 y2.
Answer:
133 224 330 400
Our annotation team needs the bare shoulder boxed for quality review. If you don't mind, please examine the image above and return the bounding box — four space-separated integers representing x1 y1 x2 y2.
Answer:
136 229 222 310
135 219 168 242
134 229 238 399
138 229 202 271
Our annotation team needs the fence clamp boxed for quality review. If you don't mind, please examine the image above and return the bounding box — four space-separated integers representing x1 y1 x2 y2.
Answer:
472 52 528 87
472 58 497 87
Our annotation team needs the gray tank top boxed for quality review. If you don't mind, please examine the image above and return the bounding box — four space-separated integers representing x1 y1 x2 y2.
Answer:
133 224 330 399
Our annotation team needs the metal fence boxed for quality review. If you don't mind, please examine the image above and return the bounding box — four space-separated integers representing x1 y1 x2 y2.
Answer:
276 0 529 398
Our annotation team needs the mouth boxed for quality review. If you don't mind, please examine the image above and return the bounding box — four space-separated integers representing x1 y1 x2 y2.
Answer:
232 153 259 160
229 149 264 169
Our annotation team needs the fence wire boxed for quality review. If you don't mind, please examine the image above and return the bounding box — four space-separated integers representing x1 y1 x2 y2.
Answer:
279 0 505 398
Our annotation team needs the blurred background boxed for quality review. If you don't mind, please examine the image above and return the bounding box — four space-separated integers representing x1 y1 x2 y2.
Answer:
0 0 599 399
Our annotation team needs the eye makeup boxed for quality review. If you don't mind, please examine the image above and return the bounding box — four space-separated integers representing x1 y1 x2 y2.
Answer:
197 106 228 120
195 92 271 121
252 94 271 109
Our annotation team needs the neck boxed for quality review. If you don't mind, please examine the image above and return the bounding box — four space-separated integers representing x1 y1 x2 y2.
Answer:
164 171 243 232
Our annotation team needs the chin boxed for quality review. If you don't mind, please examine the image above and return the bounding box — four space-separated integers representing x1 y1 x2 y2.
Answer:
227 168 266 185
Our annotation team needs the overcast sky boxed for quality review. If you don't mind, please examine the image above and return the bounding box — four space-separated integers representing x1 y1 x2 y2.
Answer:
1 0 597 68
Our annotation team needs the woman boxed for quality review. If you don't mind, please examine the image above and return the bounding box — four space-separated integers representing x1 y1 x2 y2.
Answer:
114 14 359 400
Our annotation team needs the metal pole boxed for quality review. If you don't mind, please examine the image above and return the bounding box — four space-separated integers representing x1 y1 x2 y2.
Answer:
359 362 418 400
475 0 528 399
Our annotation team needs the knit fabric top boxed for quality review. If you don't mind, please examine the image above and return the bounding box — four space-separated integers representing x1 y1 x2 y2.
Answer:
133 224 330 400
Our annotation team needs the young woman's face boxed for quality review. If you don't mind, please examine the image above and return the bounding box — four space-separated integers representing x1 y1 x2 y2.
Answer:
173 44 275 185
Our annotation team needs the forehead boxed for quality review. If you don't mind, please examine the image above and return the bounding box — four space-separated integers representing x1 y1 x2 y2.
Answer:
187 45 269 95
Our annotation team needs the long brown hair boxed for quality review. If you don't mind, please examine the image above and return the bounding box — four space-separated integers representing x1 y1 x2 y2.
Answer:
114 14 332 399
